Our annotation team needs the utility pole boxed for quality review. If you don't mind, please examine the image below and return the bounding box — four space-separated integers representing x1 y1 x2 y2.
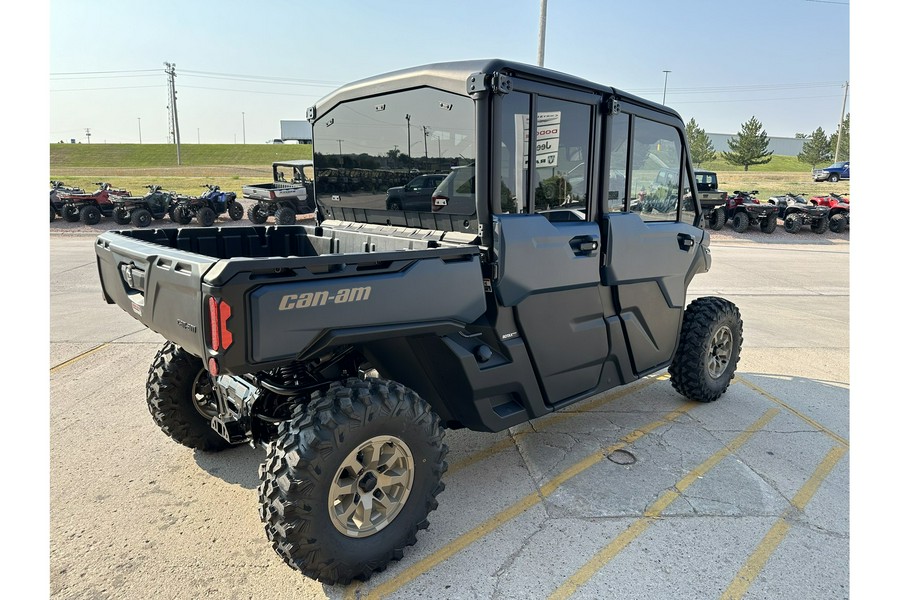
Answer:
84 128 91 144
662 70 671 105
138 118 142 144
405 114 411 156
537 0 548 67
834 81 849 162
422 126 429 159
164 62 182 165
242 112 246 144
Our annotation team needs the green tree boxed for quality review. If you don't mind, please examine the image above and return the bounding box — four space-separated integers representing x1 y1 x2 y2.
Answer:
828 113 850 161
685 118 717 167
721 116 773 171
797 127 832 168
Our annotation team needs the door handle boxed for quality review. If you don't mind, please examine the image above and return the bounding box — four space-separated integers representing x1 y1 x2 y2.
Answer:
677 233 695 251
569 235 599 256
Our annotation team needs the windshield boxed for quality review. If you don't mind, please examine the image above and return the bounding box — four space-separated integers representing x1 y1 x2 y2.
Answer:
313 87 475 220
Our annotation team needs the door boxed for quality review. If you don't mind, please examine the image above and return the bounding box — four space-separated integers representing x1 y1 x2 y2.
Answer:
493 92 609 405
603 112 707 374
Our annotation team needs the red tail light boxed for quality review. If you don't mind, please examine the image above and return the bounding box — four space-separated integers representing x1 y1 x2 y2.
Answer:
208 297 233 352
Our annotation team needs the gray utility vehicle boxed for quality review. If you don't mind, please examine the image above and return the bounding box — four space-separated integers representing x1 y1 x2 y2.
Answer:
693 169 729 230
95 59 743 585
243 160 316 224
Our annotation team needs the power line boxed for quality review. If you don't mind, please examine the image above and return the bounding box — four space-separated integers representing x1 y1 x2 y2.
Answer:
49 68 161 75
50 85 164 92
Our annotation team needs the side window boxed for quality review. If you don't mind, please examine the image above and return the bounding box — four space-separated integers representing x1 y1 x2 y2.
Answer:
533 96 591 220
499 92 531 214
629 118 684 222
680 165 696 225
608 113 629 212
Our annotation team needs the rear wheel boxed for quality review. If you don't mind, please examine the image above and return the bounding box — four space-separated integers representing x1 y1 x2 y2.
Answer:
274 206 296 225
783 212 803 233
62 205 80 222
708 207 726 231
131 208 152 228
146 342 231 451
829 213 848 233
197 206 216 227
80 205 102 225
731 211 750 233
669 297 742 403
50 204 56 222
247 203 268 224
113 207 131 225
258 378 448 585
760 214 777 234
828 173 839 183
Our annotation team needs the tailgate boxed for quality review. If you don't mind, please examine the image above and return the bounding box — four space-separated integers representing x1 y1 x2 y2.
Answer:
96 232 217 357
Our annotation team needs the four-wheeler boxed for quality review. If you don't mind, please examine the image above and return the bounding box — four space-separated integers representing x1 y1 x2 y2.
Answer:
95 58 744 585
244 160 316 225
171 185 244 226
110 185 177 228
50 180 85 221
57 182 131 225
809 192 850 233
710 190 779 234
767 193 830 234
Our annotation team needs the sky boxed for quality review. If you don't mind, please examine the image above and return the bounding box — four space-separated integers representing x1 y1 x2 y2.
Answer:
47 0 853 145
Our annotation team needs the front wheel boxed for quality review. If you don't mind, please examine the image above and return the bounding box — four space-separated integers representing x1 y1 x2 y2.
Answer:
829 213 848 233
227 201 244 221
258 378 448 585
145 342 232 451
50 204 56 222
669 297 743 403
131 208 152 228
811 216 828 234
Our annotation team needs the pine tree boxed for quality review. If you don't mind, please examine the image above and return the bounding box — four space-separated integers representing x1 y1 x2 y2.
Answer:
797 127 832 168
721 116 774 171
685 118 717 167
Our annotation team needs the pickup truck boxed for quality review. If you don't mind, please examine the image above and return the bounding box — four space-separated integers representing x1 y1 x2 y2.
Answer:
813 161 850 182
95 58 742 585
242 160 316 224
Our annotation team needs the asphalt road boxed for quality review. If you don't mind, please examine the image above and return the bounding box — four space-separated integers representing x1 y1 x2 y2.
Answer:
48 231 850 599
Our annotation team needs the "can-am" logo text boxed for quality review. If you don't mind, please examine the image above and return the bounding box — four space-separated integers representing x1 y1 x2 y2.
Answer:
278 287 372 310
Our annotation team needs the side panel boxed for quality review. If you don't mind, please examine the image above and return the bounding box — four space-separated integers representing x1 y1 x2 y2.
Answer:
247 257 486 364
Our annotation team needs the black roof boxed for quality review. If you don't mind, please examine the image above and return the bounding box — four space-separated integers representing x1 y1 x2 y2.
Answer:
313 59 680 121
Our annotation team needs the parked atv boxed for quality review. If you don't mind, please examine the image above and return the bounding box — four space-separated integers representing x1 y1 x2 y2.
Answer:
110 185 177 228
809 192 850 233
709 190 779 234
58 182 131 225
50 180 85 222
767 193 830 234
171 185 244 226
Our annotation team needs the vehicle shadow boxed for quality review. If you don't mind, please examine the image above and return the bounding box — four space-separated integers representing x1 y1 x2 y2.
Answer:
192 442 267 490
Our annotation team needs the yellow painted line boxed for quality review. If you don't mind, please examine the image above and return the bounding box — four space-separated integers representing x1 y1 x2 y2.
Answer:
735 375 848 448
720 445 848 600
549 408 780 600
351 403 697 600
49 343 109 374
447 375 663 477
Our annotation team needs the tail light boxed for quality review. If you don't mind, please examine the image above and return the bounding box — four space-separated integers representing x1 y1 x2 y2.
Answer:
208 297 233 351
432 195 448 212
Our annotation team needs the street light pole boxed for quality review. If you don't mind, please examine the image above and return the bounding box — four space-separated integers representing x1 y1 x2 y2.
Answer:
662 70 671 105
138 118 142 144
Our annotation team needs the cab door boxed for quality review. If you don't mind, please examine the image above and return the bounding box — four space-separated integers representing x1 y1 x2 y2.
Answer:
602 110 708 375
